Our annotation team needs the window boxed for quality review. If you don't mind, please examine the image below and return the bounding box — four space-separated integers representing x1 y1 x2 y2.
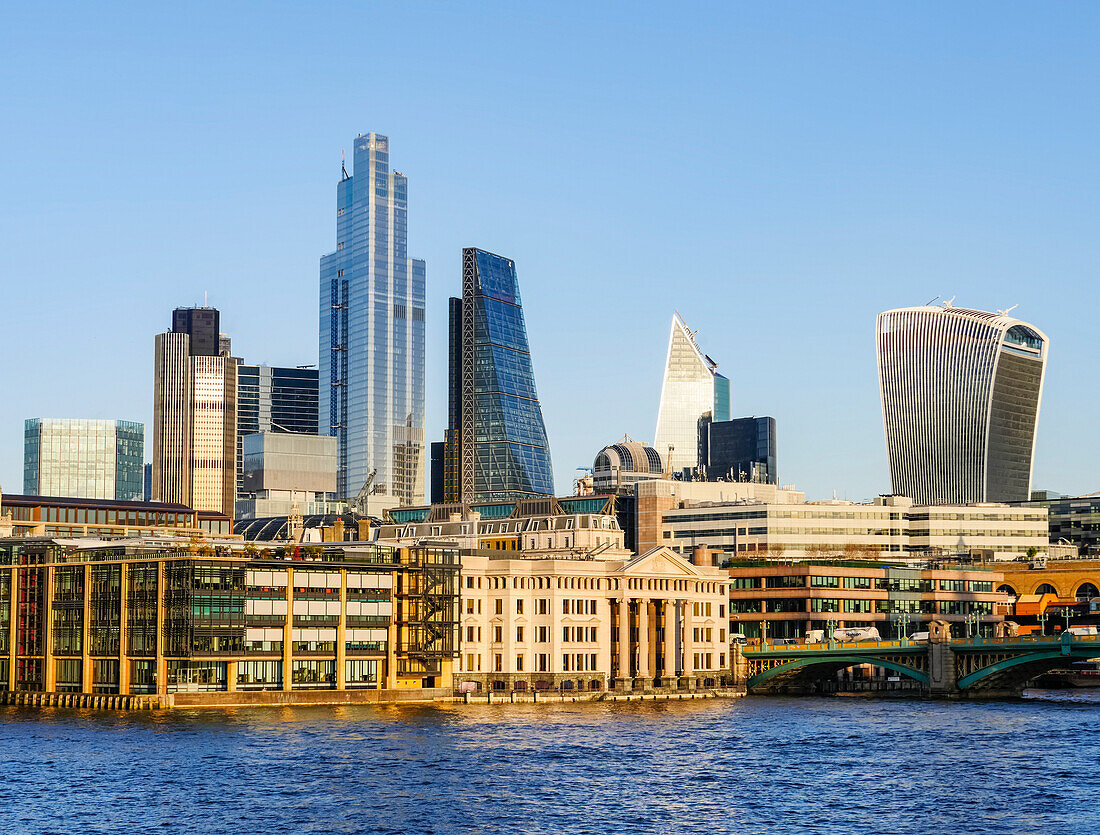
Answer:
516 655 524 672
810 598 841 613
495 654 503 672
970 581 994 593
466 626 476 642
516 626 524 642
537 598 549 615
843 599 872 614
765 575 805 589
494 626 503 643
810 576 839 589
495 599 503 615
730 577 761 589
516 600 524 615
466 599 475 614
843 577 872 590
940 579 966 592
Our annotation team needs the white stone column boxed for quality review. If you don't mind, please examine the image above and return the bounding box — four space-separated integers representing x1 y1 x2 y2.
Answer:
616 597 631 691
637 597 650 685
662 599 676 686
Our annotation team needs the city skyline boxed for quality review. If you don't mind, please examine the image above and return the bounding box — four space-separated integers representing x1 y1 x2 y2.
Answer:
4 4 1100 503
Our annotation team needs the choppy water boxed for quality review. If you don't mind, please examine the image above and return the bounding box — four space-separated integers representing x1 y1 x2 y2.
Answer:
1 690 1098 834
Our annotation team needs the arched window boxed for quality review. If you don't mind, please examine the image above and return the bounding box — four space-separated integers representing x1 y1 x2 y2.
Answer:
996 584 1017 597
1075 582 1099 602
1035 583 1057 596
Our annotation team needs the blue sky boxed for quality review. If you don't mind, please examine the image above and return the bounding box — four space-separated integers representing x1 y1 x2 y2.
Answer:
2 1 1098 501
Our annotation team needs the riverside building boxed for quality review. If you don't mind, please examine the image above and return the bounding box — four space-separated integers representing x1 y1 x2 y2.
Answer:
726 561 1007 640
24 418 144 502
319 132 426 506
0 536 458 704
374 496 730 693
877 304 1048 504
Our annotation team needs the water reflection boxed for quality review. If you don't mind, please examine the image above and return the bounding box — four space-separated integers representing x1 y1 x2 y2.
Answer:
1 691 1097 833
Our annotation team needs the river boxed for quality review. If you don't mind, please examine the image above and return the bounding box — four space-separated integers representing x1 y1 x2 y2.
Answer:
1 689 1097 834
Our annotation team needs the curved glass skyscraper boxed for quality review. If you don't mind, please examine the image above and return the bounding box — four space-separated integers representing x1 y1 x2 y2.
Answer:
444 248 554 503
654 313 730 475
877 304 1048 505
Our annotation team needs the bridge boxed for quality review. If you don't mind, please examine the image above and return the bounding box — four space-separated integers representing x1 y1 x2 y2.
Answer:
743 632 1100 698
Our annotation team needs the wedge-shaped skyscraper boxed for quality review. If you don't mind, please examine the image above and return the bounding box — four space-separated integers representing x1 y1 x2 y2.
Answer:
654 313 730 475
444 248 554 502
877 304 1048 505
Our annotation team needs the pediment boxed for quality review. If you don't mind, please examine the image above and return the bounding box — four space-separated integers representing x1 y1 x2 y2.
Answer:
621 546 706 578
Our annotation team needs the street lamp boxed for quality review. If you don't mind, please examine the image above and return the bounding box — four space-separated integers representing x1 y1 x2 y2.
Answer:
965 611 980 640
761 619 770 646
897 611 911 643
1038 610 1049 636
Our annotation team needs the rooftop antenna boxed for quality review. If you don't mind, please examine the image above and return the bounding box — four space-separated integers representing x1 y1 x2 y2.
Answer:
924 295 940 306
341 149 349 181
998 304 1019 316
943 296 955 308
204 290 208 308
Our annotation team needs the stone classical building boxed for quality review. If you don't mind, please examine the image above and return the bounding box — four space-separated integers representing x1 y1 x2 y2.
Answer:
456 546 730 694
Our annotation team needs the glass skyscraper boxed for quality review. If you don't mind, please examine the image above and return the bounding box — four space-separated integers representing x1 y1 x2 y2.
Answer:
654 313 730 475
319 133 425 505
24 418 144 501
444 248 554 503
877 304 1048 504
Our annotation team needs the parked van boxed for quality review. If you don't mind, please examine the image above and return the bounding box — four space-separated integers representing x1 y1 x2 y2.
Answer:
804 630 826 644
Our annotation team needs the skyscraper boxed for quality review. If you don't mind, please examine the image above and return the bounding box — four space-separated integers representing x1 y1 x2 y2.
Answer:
319 132 426 506
24 418 144 501
653 313 730 475
236 365 319 495
877 304 1048 504
444 248 554 503
152 307 237 516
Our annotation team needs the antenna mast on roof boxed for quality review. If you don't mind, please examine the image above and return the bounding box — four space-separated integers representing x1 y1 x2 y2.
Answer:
341 149 350 181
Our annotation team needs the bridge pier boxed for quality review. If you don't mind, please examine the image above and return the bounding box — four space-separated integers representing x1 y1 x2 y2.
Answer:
927 642 957 698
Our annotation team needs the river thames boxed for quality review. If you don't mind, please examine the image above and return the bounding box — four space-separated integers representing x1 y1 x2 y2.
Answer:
2 690 1097 834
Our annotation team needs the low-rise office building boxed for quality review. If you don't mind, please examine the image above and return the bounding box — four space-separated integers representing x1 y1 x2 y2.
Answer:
1016 493 1100 556
726 561 1006 640
0 490 231 539
458 546 730 693
661 495 1048 563
0 536 459 704
377 496 632 559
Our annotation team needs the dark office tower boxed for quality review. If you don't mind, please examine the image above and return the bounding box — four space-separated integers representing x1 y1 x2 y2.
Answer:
236 365 321 494
443 297 463 501
429 441 445 505
319 132 426 506
172 307 221 357
699 416 777 485
444 248 554 503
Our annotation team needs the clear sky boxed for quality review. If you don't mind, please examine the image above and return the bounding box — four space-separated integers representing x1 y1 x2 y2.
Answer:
2 1 1099 502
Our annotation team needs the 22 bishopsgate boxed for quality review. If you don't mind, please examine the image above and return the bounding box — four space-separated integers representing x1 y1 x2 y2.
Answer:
319 133 427 506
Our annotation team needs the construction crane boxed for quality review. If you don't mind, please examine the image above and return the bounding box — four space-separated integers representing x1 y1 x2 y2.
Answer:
348 470 377 518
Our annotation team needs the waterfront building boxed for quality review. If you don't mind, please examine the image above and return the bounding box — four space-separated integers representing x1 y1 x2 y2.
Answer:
429 441 445 505
877 304 1048 504
152 307 238 517
726 560 1007 640
653 314 730 476
319 132 426 507
592 436 665 494
443 248 554 503
24 419 144 501
633 478 806 555
457 547 730 694
698 416 777 485
0 535 458 702
660 494 1048 563
236 365 319 496
0 489 230 538
236 432 339 520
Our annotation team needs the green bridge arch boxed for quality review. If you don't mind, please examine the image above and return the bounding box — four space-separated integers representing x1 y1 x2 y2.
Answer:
749 654 929 691
956 650 1077 691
